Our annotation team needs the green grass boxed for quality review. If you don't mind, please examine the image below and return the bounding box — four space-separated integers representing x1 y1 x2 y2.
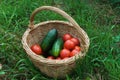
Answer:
0 0 120 80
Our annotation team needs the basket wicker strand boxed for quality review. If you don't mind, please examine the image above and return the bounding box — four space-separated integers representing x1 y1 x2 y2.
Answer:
22 6 90 78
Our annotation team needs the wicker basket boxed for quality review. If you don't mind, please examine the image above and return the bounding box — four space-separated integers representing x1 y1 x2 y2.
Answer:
22 6 90 78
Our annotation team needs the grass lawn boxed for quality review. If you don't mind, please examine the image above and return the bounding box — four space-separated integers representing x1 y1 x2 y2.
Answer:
0 0 120 80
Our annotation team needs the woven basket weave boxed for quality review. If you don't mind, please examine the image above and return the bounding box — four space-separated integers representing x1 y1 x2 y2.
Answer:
22 6 90 78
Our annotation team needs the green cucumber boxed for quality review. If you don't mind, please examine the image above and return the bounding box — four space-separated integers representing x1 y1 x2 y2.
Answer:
41 29 58 52
51 38 63 57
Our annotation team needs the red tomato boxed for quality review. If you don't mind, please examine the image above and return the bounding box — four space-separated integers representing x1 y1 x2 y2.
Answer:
74 46 81 51
62 33 72 41
60 49 70 59
70 49 79 57
70 38 80 46
64 40 75 50
31 44 42 55
56 57 61 60
47 56 54 59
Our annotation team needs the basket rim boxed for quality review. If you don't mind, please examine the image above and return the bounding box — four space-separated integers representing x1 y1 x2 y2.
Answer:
22 20 90 65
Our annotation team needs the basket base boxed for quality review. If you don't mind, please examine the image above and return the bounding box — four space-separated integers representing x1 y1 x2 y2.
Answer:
31 58 75 78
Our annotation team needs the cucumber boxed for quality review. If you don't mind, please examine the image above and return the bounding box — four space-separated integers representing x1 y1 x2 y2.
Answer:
51 38 63 57
41 29 58 52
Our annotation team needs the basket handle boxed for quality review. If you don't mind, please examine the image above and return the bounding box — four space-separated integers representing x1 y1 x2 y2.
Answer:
29 6 80 29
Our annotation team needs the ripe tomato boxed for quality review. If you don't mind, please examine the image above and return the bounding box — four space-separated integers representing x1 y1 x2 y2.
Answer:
62 33 72 41
70 49 79 57
64 40 75 50
31 44 42 55
47 56 54 59
70 38 80 46
74 46 81 51
60 49 70 59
